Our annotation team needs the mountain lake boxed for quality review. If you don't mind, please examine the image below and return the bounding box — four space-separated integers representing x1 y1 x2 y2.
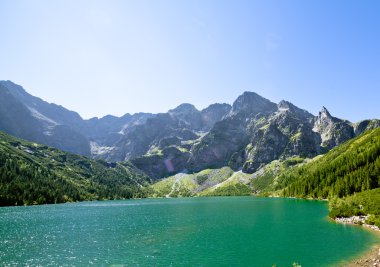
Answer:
0 196 379 266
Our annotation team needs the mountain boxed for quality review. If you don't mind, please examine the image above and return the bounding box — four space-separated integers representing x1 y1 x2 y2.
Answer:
278 127 380 198
0 80 378 180
241 127 380 199
0 81 91 155
258 127 380 227
0 81 231 168
187 94 357 176
187 92 277 172
0 131 151 206
312 106 355 149
354 119 380 136
151 127 380 202
1 80 380 211
242 100 318 172
105 102 231 163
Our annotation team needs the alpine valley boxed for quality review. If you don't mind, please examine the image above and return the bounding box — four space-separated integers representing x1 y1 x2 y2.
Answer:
1 80 380 222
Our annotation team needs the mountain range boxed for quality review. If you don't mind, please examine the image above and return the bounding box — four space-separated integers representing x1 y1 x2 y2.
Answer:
151 126 380 219
1 80 379 180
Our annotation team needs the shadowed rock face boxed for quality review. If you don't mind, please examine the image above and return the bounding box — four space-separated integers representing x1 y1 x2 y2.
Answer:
187 92 277 172
0 80 378 180
0 81 231 162
131 146 190 179
168 103 203 130
200 103 232 131
243 103 321 173
100 103 233 162
354 119 380 136
0 81 91 156
188 116 250 172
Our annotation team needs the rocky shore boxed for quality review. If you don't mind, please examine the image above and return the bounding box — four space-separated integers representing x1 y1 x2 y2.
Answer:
335 215 380 266
335 215 380 232
344 246 380 267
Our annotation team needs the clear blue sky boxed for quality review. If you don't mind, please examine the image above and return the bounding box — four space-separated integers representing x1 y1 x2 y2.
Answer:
0 0 379 121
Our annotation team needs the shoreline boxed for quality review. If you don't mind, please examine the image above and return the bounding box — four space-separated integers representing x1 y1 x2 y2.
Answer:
334 216 380 266
335 215 380 232
341 243 380 267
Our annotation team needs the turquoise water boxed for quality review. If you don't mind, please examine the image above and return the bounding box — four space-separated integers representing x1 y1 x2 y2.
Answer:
0 197 378 266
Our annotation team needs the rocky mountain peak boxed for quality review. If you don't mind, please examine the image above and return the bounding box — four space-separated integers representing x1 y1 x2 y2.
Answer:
277 100 292 110
201 103 231 113
1 80 25 90
169 103 198 115
313 106 354 149
231 91 277 115
276 100 314 122
314 106 335 129
319 106 332 118
0 80 30 102
0 80 376 180
200 103 231 131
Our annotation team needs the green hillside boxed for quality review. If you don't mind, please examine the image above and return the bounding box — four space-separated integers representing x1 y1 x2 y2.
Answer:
151 167 237 197
329 188 380 227
275 127 380 199
5 125 379 207
243 127 380 224
0 131 151 206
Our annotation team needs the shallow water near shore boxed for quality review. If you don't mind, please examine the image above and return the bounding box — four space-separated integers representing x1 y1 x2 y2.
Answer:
0 197 378 266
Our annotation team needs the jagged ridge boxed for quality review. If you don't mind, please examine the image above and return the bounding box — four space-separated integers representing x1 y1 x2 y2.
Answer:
0 80 378 180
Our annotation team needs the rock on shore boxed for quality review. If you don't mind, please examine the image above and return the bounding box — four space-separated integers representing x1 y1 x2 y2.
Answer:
335 215 380 232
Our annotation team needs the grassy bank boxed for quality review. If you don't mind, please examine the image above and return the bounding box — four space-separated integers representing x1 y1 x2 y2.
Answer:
329 188 380 228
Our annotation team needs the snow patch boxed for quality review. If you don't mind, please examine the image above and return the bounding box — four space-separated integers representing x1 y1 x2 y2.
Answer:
27 106 58 126
43 125 56 136
90 141 115 155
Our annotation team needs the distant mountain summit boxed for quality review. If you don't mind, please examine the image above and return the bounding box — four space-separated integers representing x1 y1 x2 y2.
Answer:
0 81 90 155
0 80 378 179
